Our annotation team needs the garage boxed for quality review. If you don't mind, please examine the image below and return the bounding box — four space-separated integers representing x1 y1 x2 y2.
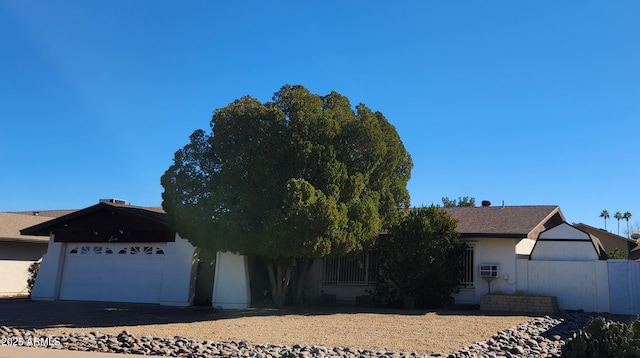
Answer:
21 200 199 306
59 243 167 303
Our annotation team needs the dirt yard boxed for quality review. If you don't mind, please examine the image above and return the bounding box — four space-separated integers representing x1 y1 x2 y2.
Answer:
36 307 536 355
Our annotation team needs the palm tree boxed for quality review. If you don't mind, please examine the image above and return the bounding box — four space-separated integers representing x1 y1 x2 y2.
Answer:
614 211 624 235
600 210 610 231
624 211 632 238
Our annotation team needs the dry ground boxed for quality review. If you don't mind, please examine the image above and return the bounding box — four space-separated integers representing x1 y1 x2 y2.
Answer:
38 308 536 355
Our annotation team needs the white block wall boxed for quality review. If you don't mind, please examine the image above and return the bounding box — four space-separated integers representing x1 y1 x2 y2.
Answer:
608 260 640 315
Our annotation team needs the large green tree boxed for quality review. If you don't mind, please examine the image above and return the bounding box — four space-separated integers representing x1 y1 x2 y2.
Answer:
161 85 413 306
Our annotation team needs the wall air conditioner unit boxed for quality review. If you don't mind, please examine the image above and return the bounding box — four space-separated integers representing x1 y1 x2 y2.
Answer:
479 264 499 294
479 264 499 278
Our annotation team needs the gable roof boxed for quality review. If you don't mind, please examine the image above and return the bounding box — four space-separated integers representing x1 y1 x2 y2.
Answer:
573 223 637 245
441 205 564 239
532 222 608 260
0 212 53 243
20 202 173 243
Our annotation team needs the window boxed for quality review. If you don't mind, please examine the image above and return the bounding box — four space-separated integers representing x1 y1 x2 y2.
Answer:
460 244 475 288
323 250 378 286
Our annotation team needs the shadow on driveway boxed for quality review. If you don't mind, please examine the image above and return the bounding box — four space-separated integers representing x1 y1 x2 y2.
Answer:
0 297 222 330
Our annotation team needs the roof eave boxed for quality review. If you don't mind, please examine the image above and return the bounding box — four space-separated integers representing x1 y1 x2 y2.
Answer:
20 202 168 236
460 233 527 239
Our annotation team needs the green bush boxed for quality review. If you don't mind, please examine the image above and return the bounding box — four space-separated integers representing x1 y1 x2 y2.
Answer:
562 316 640 358
371 206 466 308
27 261 40 297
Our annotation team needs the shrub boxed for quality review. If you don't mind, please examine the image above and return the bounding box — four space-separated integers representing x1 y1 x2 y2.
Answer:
27 261 40 297
562 316 640 357
608 248 628 259
371 206 466 308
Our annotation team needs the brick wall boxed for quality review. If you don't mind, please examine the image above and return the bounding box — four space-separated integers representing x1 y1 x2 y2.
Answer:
480 294 559 314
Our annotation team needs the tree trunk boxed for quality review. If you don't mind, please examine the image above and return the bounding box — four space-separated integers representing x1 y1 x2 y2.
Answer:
266 259 293 306
293 257 314 305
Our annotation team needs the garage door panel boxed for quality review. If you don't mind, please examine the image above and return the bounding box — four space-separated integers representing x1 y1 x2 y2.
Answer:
59 244 166 303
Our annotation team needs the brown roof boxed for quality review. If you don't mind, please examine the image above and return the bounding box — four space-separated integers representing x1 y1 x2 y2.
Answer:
6 209 79 218
573 223 637 244
0 213 53 243
442 205 565 238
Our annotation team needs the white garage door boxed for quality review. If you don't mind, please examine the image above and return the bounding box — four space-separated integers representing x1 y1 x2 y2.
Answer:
59 243 167 303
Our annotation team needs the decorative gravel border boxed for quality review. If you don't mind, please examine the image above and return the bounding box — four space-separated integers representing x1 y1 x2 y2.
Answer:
1 311 635 357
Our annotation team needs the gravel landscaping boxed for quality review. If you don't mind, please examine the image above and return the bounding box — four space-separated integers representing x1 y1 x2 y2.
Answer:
2 309 635 357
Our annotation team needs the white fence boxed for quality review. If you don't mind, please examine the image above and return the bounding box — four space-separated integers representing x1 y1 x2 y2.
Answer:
516 259 640 314
608 260 640 315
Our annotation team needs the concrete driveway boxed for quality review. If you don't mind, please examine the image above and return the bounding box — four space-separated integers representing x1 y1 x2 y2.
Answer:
0 297 218 331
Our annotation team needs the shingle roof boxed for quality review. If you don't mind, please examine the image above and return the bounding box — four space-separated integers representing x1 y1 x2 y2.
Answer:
573 223 637 244
0 213 53 243
441 205 564 238
6 209 79 218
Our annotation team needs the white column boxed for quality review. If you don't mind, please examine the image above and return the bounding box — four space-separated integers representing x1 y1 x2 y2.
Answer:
31 235 65 301
212 251 251 309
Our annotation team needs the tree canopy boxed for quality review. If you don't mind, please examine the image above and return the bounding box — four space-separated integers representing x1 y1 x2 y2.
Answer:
441 196 476 207
161 84 413 305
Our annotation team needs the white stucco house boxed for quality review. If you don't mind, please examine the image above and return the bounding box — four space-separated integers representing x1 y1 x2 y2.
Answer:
21 200 199 306
301 203 566 306
25 199 632 312
0 212 55 296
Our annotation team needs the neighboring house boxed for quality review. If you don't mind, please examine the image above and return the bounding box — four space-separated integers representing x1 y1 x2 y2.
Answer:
21 200 199 306
303 203 565 305
573 223 638 259
0 212 54 296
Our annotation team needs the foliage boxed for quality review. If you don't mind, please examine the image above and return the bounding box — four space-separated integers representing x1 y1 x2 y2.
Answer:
624 211 633 238
161 84 413 305
27 261 39 297
373 206 466 308
562 316 640 358
441 196 476 207
615 211 624 235
608 248 628 260
600 209 610 231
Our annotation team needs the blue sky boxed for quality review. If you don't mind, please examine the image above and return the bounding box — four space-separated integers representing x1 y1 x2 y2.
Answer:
1 1 638 232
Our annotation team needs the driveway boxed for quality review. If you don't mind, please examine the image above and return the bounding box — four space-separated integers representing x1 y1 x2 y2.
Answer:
0 297 220 330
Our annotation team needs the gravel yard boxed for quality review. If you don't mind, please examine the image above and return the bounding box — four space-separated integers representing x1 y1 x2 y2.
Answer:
34 307 534 355
5 300 633 356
